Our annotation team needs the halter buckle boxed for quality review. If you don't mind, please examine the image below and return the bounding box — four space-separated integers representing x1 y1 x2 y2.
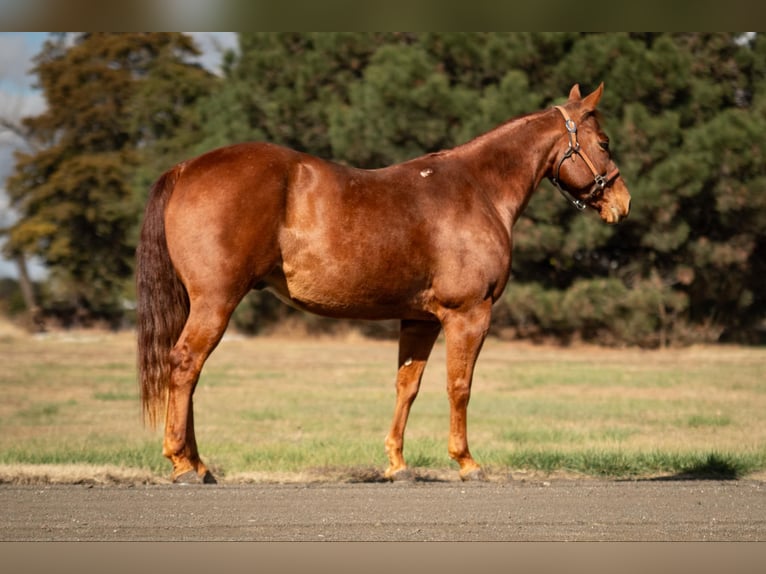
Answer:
594 173 606 189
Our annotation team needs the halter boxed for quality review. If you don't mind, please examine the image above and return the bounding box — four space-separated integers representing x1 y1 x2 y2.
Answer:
549 105 620 211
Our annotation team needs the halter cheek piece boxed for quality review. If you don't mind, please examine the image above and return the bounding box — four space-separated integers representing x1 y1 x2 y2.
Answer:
549 105 620 211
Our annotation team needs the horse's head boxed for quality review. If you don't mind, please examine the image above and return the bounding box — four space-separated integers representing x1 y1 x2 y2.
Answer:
549 83 631 224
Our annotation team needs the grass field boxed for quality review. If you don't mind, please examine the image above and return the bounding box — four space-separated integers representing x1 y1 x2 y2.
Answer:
1 323 765 483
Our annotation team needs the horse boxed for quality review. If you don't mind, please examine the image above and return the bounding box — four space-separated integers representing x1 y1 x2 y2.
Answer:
136 83 631 484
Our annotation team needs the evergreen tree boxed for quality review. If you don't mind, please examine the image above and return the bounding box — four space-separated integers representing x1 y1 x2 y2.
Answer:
329 41 475 167
213 33 395 157
128 35 215 201
3 33 208 325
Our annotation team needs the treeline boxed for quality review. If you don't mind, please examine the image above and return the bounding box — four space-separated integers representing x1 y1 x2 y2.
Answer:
2 33 765 346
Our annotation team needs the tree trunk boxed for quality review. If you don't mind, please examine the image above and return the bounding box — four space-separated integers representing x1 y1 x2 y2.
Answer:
14 254 44 332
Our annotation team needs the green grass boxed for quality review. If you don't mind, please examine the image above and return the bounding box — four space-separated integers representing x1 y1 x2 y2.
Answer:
0 330 764 481
0 439 168 474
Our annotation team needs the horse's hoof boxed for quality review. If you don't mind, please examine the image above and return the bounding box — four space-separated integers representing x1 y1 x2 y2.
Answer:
460 468 487 482
386 468 416 482
202 471 217 484
174 469 217 485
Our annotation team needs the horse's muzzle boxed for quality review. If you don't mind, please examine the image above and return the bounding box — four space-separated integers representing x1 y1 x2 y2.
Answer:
600 180 631 224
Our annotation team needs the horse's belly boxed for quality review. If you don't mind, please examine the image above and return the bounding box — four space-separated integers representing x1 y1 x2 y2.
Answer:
264 259 431 321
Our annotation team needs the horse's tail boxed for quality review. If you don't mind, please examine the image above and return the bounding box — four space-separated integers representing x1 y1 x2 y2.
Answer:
136 166 189 428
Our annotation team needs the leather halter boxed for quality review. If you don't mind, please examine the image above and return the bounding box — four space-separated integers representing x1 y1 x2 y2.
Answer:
549 105 620 211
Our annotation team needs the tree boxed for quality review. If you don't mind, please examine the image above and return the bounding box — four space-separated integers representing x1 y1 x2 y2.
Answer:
2 33 210 326
1 105 43 330
128 35 216 199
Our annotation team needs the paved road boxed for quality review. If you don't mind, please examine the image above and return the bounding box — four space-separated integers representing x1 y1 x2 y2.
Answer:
2 479 764 541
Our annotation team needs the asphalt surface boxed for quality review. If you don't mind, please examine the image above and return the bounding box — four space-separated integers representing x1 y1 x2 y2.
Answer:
2 478 764 541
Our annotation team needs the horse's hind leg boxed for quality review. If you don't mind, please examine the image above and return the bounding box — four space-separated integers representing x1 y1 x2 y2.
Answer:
163 297 239 484
384 319 441 480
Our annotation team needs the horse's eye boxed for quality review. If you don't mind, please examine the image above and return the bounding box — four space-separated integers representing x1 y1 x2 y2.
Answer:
599 141 610 152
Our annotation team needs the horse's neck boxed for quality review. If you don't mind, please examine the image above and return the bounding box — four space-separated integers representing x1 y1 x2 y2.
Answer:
458 108 562 225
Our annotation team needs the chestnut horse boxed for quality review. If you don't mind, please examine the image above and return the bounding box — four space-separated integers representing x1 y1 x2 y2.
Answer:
137 83 630 483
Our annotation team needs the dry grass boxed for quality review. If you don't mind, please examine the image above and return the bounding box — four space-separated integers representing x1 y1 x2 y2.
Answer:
0 463 160 485
1 324 764 483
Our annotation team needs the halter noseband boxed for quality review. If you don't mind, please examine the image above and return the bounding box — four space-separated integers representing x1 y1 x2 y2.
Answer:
549 105 620 211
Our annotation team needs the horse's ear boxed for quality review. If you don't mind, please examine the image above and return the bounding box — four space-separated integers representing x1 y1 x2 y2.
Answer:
568 84 582 101
581 82 604 111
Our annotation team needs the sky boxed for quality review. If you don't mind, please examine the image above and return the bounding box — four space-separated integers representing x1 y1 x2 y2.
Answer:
0 32 238 279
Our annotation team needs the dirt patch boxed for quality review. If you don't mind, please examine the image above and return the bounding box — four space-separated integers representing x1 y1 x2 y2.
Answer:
3 462 765 487
0 464 161 485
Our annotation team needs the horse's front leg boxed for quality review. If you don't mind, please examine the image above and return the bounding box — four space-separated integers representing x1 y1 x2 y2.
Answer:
441 301 492 481
384 320 441 480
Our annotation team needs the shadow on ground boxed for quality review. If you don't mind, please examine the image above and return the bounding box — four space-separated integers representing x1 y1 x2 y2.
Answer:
637 454 748 482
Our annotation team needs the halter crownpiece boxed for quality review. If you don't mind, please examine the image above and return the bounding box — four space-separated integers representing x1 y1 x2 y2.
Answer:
549 105 620 211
